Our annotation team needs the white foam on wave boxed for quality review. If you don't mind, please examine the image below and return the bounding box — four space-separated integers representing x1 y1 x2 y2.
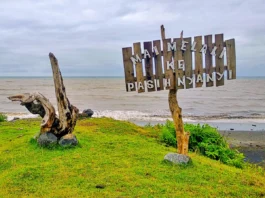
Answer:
92 110 217 123
93 110 170 121
3 110 265 125
6 113 38 121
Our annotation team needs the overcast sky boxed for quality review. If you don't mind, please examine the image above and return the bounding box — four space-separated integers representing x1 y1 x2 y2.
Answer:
0 0 264 76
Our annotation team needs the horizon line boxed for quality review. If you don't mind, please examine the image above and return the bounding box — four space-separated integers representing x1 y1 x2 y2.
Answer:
0 75 265 78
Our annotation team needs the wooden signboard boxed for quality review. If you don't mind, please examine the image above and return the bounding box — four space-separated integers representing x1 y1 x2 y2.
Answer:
122 34 236 92
122 27 237 156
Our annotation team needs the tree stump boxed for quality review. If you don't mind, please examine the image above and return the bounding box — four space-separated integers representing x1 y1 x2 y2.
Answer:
8 53 79 141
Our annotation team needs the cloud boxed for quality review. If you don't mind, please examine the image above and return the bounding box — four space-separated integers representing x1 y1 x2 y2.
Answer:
0 0 264 76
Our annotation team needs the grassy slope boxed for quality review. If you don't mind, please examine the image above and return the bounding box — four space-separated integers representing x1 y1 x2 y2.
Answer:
0 118 264 198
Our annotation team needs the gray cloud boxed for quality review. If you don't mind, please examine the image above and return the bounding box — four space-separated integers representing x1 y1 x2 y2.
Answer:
0 0 264 76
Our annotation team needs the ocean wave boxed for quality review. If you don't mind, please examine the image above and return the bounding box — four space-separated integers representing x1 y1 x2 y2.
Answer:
5 113 39 121
2 110 265 123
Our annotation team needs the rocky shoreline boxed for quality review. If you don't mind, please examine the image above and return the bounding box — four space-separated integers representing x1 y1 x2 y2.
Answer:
219 130 265 167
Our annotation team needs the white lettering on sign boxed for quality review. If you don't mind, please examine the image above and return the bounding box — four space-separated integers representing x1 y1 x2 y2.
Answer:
130 54 141 64
153 46 159 55
127 83 134 92
191 41 197 51
167 42 176 51
178 60 185 70
164 78 171 88
147 80 154 89
206 74 214 82
167 59 175 72
125 71 232 92
138 82 145 90
124 35 237 92
186 76 194 85
181 40 189 51
210 46 217 56
144 49 151 59
216 72 224 80
178 77 185 86
156 79 160 88
219 48 225 59
200 44 207 54
196 74 203 83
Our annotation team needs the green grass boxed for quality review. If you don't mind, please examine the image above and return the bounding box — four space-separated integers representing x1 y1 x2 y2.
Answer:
0 113 7 122
155 120 245 168
0 118 264 197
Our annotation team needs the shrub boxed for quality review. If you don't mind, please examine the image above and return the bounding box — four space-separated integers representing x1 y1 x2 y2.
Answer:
0 113 7 122
159 120 245 168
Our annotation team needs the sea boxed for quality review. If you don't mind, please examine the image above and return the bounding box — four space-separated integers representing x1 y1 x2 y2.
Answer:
0 76 265 131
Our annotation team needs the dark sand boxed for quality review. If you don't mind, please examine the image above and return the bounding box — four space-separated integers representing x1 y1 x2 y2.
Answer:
219 130 265 167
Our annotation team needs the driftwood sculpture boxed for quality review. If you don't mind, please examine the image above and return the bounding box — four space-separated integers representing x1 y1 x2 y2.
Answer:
8 53 79 141
161 25 190 155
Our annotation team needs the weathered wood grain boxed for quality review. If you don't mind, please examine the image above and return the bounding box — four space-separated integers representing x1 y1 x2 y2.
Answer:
153 40 164 91
133 42 145 93
8 53 79 139
215 34 225 86
8 93 56 133
225 39 236 79
49 53 79 136
205 35 214 87
144 41 155 92
163 38 175 89
174 38 185 89
183 37 193 89
168 89 190 155
122 47 135 92
194 36 203 87
161 25 166 42
161 25 189 155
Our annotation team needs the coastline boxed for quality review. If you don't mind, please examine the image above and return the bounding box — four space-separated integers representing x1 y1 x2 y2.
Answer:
135 120 265 167
133 119 265 166
219 130 265 167
136 120 265 166
1 113 265 166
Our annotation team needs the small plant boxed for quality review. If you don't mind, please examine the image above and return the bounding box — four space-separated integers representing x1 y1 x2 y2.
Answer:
0 113 7 122
159 120 245 168
160 120 176 147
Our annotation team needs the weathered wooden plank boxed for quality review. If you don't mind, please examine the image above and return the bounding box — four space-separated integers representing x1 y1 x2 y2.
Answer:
225 39 236 80
183 37 193 89
204 35 214 87
133 42 145 93
153 40 164 91
144 41 155 92
215 34 225 86
163 38 175 89
122 47 136 92
194 36 203 88
174 38 184 89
